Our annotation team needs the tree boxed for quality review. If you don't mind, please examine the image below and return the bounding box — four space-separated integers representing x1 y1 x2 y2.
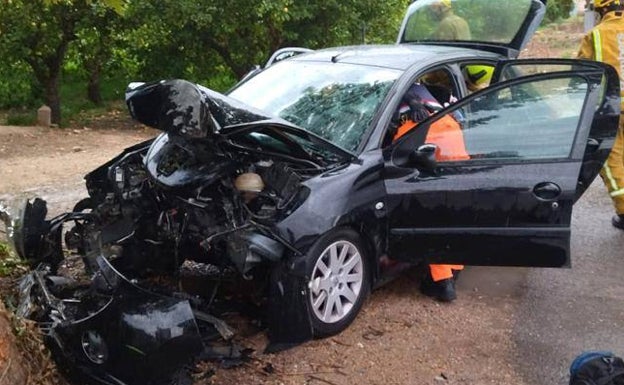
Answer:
545 0 575 23
0 0 124 124
122 0 406 83
0 1 85 124
73 4 124 104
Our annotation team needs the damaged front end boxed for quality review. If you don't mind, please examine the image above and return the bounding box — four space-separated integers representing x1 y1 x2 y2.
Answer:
1 191 313 384
0 79 353 383
15 256 203 385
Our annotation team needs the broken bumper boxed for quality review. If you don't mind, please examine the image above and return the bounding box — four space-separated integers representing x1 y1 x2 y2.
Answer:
17 256 203 385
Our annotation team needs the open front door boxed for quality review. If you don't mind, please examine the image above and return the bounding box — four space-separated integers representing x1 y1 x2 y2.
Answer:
384 59 620 267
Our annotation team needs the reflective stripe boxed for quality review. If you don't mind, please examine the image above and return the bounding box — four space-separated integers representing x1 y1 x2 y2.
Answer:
604 163 621 191
593 29 603 61
612 188 624 197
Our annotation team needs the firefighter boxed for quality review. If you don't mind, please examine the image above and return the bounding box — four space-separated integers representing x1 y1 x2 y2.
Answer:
463 64 494 93
393 83 469 302
430 0 471 40
577 0 624 230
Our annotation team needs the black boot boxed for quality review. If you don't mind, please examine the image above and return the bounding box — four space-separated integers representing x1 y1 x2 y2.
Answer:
613 214 624 230
420 277 456 302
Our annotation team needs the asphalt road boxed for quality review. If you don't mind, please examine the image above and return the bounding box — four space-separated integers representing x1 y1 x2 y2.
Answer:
458 179 624 385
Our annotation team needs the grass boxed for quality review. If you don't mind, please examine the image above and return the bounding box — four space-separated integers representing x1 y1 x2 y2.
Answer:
0 72 130 128
5 109 37 126
59 73 128 127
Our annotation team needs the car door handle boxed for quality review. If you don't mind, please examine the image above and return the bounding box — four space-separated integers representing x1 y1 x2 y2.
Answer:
533 182 561 200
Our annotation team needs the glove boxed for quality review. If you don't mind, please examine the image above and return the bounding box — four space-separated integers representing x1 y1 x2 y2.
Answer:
407 99 430 122
403 91 430 123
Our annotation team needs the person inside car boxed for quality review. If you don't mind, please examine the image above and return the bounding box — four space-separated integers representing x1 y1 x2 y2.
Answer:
463 64 494 93
393 83 469 301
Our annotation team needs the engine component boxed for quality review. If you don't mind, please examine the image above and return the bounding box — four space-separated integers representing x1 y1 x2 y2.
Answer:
234 172 264 192
235 172 265 202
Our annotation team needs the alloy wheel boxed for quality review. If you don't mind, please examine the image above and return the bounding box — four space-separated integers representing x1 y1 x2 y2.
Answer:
308 240 364 324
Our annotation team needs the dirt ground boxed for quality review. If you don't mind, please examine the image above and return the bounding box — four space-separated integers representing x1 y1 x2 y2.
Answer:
0 18 587 385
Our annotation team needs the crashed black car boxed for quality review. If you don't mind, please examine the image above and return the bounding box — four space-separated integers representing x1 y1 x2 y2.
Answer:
0 0 620 383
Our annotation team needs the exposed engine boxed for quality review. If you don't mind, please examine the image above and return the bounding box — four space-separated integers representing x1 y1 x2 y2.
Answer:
61 136 318 279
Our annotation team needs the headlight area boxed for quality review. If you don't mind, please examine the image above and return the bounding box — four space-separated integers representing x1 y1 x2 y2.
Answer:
0 198 64 269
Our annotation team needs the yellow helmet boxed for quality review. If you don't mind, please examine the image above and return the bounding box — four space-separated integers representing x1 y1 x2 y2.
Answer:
594 0 623 9
440 0 452 7
464 65 494 91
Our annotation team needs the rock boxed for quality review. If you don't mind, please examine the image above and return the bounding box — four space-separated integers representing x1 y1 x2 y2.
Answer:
72 146 83 153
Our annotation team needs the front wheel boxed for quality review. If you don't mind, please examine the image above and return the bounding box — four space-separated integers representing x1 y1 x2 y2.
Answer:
306 228 371 337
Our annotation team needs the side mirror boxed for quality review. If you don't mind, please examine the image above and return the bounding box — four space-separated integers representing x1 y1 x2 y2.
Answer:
409 143 437 170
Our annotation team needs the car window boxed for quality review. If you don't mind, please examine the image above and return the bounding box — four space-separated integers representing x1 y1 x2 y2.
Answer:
497 63 587 81
433 76 588 162
228 61 401 152
401 0 534 44
417 68 459 105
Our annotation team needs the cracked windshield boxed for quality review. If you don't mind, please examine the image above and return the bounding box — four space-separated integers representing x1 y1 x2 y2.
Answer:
229 61 400 152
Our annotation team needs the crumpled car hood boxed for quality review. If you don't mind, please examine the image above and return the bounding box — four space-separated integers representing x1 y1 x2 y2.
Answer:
125 79 356 162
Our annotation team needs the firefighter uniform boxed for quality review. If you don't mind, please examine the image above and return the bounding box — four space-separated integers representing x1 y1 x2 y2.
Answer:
577 7 624 223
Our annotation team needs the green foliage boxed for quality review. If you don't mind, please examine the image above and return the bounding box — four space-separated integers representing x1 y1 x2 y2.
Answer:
1 0 409 122
43 0 128 14
60 72 127 124
0 241 25 277
6 110 37 126
0 62 38 109
545 0 575 23
0 0 122 124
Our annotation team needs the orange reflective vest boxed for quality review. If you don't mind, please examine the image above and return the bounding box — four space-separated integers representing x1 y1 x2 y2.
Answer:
393 114 469 161
393 115 468 281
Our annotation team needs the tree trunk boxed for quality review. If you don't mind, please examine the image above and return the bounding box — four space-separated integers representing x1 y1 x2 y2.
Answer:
0 302 28 385
87 65 102 105
45 74 62 126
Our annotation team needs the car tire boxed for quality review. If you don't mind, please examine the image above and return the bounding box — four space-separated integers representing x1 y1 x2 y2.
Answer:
306 227 371 337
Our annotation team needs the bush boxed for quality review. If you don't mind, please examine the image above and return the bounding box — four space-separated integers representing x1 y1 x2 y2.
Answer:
545 0 575 23
5 109 36 126
0 241 24 277
0 62 38 109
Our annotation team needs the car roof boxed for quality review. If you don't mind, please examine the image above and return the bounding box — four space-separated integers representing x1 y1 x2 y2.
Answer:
290 44 501 71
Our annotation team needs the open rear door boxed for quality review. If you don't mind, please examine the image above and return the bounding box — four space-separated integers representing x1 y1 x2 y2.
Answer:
385 58 620 267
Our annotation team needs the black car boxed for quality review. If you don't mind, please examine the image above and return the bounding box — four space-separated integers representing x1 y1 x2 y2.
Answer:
0 0 619 383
